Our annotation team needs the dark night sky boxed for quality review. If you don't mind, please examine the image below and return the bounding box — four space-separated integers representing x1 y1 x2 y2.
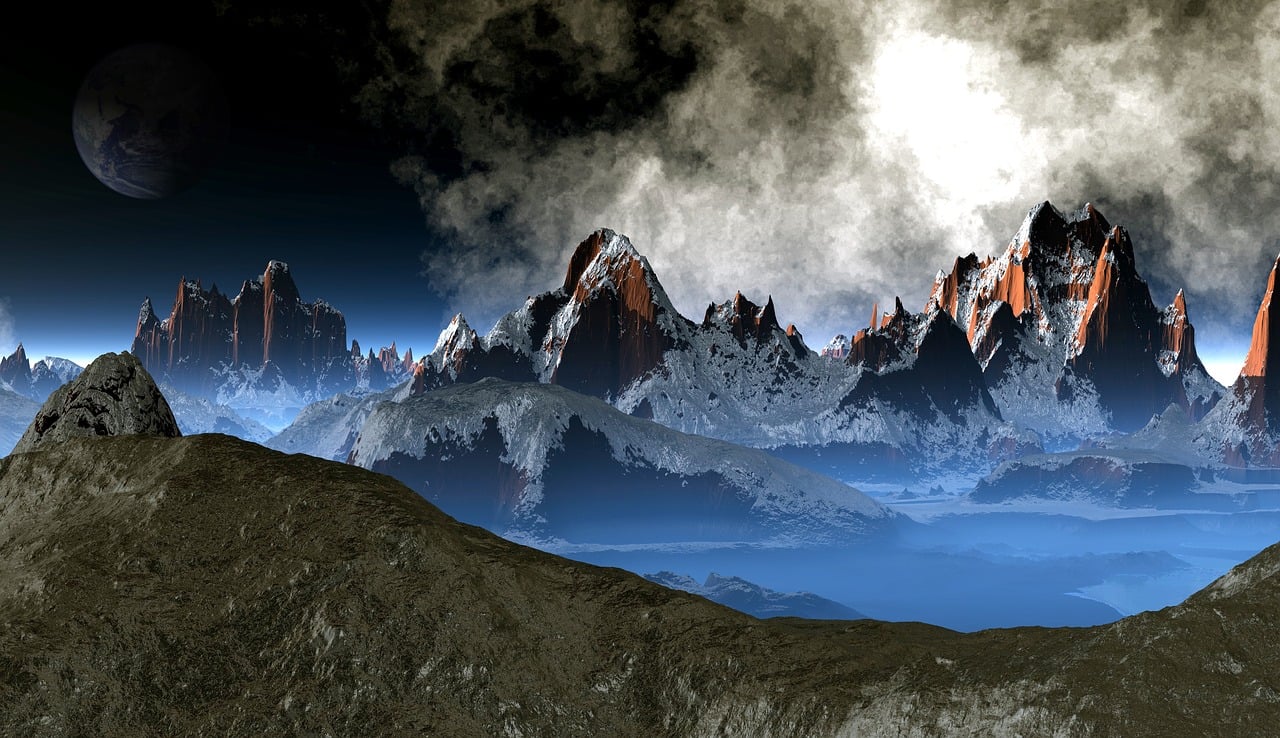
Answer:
0 2 445 365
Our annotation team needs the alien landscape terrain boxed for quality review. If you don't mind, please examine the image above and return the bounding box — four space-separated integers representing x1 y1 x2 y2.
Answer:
5 205 1280 734
8 201 1280 635
8 0 1280 734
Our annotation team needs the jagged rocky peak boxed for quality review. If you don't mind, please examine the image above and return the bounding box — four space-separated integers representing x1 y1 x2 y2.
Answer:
13 352 179 454
924 200 1219 434
427 314 480 381
131 260 350 397
377 342 403 374
263 260 300 305
543 229 678 397
563 228 641 290
929 200 1120 343
1241 254 1280 379
1203 254 1280 466
702 291 783 343
0 343 31 387
820 333 850 359
434 314 477 355
137 297 158 331
1159 289 1200 376
846 297 925 372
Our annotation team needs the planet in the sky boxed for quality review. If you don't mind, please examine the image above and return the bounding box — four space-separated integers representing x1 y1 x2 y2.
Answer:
72 44 227 199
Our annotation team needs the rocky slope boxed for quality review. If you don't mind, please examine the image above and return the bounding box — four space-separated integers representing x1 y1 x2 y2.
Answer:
927 201 1222 444
266 384 404 462
2 427 1280 733
347 378 897 545
13 351 179 453
411 229 1026 479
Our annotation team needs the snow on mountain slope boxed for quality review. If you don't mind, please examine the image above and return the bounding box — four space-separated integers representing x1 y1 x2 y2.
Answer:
929 201 1222 442
265 384 405 461
414 229 1023 479
347 378 899 545
643 571 866 620
159 383 275 444
0 387 39 455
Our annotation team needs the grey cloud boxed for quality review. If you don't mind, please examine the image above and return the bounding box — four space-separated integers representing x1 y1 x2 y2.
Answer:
0 299 14 352
349 0 1280 358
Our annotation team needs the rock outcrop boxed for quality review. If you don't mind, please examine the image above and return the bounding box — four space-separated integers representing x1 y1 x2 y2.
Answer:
130 261 358 411
0 344 31 391
928 201 1222 440
1202 255 1280 465
12 352 179 453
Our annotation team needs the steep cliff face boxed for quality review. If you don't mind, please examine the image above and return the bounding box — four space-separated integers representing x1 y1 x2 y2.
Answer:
1203 255 1280 465
928 201 1221 440
545 230 679 397
417 229 684 400
130 262 354 409
0 344 31 390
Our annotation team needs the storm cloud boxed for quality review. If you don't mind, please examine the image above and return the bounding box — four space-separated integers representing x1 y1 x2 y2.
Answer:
351 0 1280 366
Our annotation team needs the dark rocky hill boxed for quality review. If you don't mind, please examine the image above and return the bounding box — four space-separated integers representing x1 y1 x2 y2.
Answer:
1 430 1279 735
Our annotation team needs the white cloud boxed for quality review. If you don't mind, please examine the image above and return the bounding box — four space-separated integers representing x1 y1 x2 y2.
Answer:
376 0 1280 355
0 299 15 352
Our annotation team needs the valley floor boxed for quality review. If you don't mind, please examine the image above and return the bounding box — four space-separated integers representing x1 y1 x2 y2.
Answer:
546 495 1280 631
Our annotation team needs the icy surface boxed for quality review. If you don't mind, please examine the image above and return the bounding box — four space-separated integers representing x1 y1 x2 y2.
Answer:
160 383 274 444
348 378 892 541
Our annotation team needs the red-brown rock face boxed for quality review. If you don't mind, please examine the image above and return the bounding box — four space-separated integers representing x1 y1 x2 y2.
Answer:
1241 256 1280 380
1161 290 1199 374
847 298 910 372
131 261 350 395
546 230 676 398
702 292 782 345
929 201 1220 431
1232 255 1280 441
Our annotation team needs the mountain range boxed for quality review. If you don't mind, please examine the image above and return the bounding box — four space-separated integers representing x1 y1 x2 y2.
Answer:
127 202 1280 485
0 344 82 402
130 261 414 427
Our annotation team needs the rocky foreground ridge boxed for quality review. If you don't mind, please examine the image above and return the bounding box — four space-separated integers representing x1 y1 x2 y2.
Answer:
0 355 1277 735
